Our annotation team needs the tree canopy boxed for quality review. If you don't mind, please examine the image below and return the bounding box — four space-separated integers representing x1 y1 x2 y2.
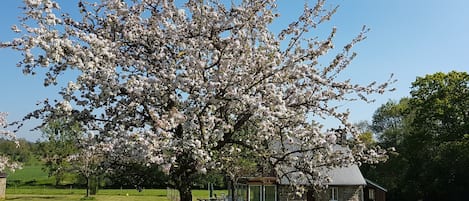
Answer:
1 1 393 200
364 71 469 201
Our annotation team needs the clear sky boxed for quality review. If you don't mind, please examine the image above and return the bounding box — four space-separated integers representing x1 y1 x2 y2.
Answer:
1 0 468 141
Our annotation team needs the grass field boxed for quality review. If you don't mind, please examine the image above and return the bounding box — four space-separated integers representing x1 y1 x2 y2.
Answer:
7 165 77 187
5 189 228 201
7 165 52 185
5 165 227 201
5 194 168 201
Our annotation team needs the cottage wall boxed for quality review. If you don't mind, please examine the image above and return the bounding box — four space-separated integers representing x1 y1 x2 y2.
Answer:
278 185 305 201
0 177 6 199
278 185 363 201
341 186 363 201
364 186 386 201
317 186 363 201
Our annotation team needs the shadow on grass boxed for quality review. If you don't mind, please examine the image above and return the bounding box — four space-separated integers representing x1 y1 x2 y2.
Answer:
7 195 73 200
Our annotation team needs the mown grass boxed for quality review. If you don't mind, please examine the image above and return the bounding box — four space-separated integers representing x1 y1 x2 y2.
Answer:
5 188 228 201
5 194 168 201
5 165 227 201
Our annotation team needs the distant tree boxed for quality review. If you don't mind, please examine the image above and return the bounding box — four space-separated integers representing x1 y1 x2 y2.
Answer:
104 161 168 189
371 99 410 148
39 118 80 186
1 1 395 200
0 139 35 164
354 121 375 145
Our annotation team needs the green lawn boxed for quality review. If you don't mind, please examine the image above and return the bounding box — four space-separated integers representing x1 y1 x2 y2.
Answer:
5 188 228 201
5 194 168 201
5 165 227 201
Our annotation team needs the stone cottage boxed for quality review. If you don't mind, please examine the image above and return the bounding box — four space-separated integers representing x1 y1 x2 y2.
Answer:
228 163 368 201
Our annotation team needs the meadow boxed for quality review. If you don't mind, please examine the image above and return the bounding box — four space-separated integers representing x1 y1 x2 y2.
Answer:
5 189 228 201
5 165 227 201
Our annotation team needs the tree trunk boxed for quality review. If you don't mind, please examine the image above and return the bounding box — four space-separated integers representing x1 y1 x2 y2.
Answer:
171 126 197 201
171 151 196 201
178 184 193 201
86 176 90 197
55 175 61 187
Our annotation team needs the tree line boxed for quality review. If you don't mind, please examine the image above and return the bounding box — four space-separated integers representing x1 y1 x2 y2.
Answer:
362 71 469 201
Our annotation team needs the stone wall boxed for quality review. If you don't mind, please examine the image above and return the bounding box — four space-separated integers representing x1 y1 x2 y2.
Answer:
341 186 363 201
316 186 363 201
0 177 6 199
278 185 363 201
278 185 305 201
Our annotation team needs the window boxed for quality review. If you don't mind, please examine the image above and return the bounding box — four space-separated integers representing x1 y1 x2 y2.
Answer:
236 184 247 201
249 185 262 201
329 187 338 201
264 185 276 201
368 189 375 200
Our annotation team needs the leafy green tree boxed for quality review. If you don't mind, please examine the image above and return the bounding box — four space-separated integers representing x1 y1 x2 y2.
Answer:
370 99 411 148
406 71 469 201
364 71 469 201
39 119 81 186
362 99 411 201
0 139 35 164
354 121 375 145
104 162 169 189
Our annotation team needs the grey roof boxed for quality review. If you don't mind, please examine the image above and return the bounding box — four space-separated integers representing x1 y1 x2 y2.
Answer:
278 145 366 186
278 164 366 186
365 179 387 192
327 164 366 186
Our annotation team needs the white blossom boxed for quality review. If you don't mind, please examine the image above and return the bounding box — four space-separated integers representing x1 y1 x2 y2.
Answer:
0 112 21 172
1 0 394 197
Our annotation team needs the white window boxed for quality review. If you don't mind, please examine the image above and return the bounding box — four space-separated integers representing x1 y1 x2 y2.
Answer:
329 187 338 201
368 189 375 200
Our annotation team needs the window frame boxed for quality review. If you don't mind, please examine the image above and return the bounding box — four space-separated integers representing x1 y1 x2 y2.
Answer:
248 185 262 201
368 188 375 200
329 187 338 201
263 185 277 201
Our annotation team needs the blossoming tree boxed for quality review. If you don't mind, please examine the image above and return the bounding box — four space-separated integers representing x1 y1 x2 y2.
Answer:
0 113 21 172
1 0 393 200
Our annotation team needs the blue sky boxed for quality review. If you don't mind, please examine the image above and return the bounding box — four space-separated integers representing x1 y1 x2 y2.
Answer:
1 0 468 141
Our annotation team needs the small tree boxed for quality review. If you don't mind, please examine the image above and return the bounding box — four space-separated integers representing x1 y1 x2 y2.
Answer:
68 136 103 198
1 1 394 200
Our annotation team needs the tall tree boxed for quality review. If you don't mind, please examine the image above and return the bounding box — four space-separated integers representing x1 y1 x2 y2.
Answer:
363 99 411 201
365 71 469 201
406 71 469 201
1 1 393 200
